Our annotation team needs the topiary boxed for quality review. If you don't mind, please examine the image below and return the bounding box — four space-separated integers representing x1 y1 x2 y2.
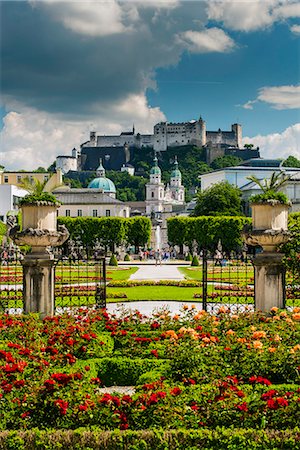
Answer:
191 255 199 266
109 254 118 266
185 253 192 261
124 254 130 261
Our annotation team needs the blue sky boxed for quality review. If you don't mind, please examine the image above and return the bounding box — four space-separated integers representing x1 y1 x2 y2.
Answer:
0 0 299 170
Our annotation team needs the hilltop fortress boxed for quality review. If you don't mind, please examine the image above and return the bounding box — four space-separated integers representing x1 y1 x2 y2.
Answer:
57 117 255 173
85 117 242 151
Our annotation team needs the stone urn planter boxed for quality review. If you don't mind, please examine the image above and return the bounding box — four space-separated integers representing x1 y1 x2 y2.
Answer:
251 201 289 232
14 201 69 257
12 197 69 317
243 199 290 312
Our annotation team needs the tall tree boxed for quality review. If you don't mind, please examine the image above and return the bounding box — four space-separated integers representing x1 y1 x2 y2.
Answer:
282 155 300 168
194 181 243 216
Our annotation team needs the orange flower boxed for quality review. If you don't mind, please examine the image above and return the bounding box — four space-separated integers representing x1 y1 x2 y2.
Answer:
165 330 178 340
218 306 228 314
272 315 280 321
183 305 189 311
237 337 247 344
231 315 239 320
252 331 267 339
274 334 281 342
173 314 180 321
226 329 236 336
268 347 276 353
292 313 300 321
293 344 300 352
293 307 300 313
270 307 278 314
253 340 263 349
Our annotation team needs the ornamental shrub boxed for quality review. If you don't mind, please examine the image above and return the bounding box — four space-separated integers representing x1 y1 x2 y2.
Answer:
96 357 170 385
185 253 192 261
191 255 199 266
0 428 300 450
109 254 118 267
124 254 131 261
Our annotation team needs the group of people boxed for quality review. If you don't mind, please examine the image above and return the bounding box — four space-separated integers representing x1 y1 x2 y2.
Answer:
138 249 177 265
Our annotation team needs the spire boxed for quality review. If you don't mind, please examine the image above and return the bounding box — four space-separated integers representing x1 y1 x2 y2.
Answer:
96 158 105 177
174 155 178 168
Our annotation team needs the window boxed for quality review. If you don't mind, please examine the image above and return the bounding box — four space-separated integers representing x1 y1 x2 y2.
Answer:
151 192 154 198
4 176 8 183
106 209 110 217
77 209 82 217
92 210 97 217
123 209 127 217
44 175 49 181
66 210 70 217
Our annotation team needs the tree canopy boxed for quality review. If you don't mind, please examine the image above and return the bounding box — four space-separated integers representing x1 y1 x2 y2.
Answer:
211 155 242 170
194 181 243 216
282 155 300 168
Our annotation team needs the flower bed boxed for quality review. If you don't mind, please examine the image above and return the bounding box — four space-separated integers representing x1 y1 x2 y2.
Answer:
0 307 299 441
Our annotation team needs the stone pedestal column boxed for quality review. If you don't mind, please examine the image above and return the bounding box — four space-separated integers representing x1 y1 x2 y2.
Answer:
22 255 55 318
253 252 285 311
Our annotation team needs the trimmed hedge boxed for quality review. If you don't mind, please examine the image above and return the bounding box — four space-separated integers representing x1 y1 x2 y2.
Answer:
0 428 299 450
167 216 251 252
95 357 170 386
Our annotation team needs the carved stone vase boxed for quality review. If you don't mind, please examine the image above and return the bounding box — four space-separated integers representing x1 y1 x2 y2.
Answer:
243 201 290 311
12 202 69 317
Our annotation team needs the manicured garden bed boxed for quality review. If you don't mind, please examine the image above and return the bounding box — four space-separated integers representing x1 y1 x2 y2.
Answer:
0 307 299 448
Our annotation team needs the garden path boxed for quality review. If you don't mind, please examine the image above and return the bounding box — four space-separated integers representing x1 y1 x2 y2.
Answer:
129 264 185 281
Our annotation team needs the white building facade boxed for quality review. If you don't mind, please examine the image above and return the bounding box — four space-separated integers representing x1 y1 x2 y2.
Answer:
0 185 28 222
199 160 300 213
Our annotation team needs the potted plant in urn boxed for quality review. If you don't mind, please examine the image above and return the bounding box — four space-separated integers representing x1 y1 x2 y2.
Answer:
12 177 69 255
244 172 290 252
247 172 290 232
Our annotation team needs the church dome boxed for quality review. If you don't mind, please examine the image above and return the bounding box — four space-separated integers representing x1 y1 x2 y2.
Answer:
88 177 116 193
150 156 161 175
87 158 116 193
170 157 181 179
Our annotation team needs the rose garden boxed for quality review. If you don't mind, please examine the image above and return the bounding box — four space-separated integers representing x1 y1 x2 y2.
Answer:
0 186 300 449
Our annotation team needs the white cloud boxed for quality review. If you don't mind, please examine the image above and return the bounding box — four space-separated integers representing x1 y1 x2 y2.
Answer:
178 27 235 53
35 0 138 37
243 123 300 160
239 100 257 110
206 0 300 32
0 95 165 171
258 85 300 109
290 24 300 34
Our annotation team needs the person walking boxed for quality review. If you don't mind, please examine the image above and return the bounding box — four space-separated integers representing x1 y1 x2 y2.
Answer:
155 249 161 266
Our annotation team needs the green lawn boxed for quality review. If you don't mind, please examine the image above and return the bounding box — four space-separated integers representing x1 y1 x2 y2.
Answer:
107 286 201 301
106 266 138 280
179 266 254 283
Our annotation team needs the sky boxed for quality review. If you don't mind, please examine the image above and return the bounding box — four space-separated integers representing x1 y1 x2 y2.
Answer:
0 0 299 171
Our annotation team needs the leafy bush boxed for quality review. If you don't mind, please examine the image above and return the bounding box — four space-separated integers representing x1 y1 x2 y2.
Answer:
19 192 60 206
250 191 290 205
124 254 131 261
191 255 199 266
96 357 170 385
109 254 118 267
185 253 192 261
0 428 299 450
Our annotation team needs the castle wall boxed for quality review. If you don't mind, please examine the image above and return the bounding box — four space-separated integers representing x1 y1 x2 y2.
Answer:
56 156 77 174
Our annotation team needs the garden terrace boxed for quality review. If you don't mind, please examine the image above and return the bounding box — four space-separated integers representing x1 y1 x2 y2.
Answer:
0 307 299 449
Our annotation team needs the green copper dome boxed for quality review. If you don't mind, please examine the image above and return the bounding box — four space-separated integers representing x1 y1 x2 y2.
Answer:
88 158 116 193
170 157 181 178
150 156 161 175
88 177 116 192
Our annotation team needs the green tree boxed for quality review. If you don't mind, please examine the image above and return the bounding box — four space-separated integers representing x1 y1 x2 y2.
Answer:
194 181 243 216
211 155 242 170
282 155 300 168
126 217 151 252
